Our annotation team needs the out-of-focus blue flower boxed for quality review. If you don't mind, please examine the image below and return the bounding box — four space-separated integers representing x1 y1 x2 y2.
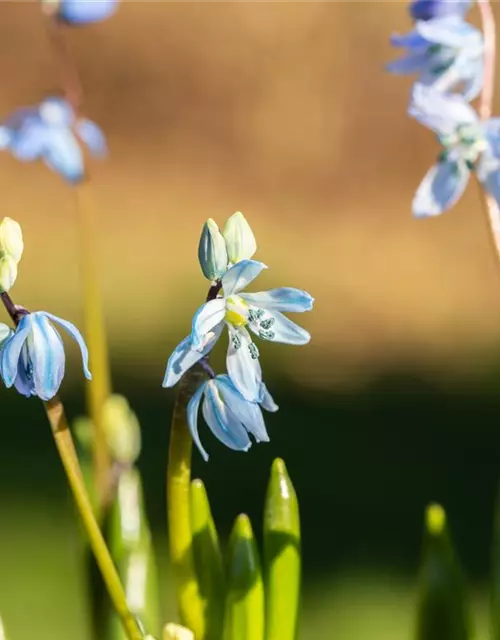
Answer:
409 84 500 217
0 97 106 183
410 0 472 22
55 0 119 25
1 311 91 401
187 374 278 461
387 16 483 100
163 260 313 402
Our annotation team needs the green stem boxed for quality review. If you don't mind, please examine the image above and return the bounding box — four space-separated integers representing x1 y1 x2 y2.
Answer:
167 369 206 638
44 396 143 640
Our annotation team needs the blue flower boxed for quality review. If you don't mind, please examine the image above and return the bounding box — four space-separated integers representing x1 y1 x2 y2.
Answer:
410 0 472 22
0 97 106 183
163 260 314 402
187 374 278 461
387 16 483 100
409 84 500 217
56 0 119 25
1 311 91 401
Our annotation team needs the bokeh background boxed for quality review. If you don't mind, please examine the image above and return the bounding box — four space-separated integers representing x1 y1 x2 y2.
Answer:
0 1 500 638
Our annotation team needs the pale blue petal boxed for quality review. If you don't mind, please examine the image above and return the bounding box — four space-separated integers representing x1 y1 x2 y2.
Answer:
44 130 85 183
28 314 65 401
59 0 119 25
250 311 311 345
75 119 107 157
11 123 46 161
14 346 34 397
459 62 484 101
215 375 269 443
259 383 279 413
240 288 314 313
484 119 500 158
480 164 500 210
221 259 267 296
390 30 428 49
202 381 252 452
0 126 12 150
410 0 472 21
191 299 226 350
163 325 222 388
39 98 75 128
409 83 478 135
187 382 209 461
416 16 480 47
40 312 91 380
226 325 262 402
386 52 428 75
412 160 470 217
1 315 32 388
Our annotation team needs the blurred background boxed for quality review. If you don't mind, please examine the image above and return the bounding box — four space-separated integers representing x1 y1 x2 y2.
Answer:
0 1 499 638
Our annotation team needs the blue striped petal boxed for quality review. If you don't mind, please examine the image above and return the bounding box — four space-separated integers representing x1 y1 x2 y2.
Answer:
202 381 252 453
75 118 107 157
226 325 262 402
191 299 225 350
163 325 221 388
409 84 477 135
412 160 470 217
43 130 85 183
40 312 91 380
259 383 279 413
221 259 267 296
28 314 65 401
187 382 209 461
1 315 31 388
250 310 310 345
215 375 269 443
240 287 314 313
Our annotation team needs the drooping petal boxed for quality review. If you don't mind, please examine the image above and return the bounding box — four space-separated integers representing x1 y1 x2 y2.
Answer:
478 162 500 210
412 160 470 217
1 315 32 388
186 382 209 461
75 118 107 157
191 299 226 350
0 323 12 347
390 30 429 49
416 16 480 47
221 260 267 297
39 98 75 128
484 119 500 159
58 0 119 25
41 312 91 380
43 130 85 183
14 346 34 398
409 83 478 135
10 123 47 162
163 325 222 388
250 311 311 345
259 383 279 413
240 288 314 313
215 375 269 443
226 325 262 402
28 314 66 401
202 380 252 453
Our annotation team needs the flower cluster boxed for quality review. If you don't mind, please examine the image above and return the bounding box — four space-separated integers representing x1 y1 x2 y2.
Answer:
163 212 314 460
387 0 500 217
0 218 91 401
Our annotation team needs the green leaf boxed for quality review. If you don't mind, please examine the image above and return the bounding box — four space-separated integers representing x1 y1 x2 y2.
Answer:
190 479 225 639
0 615 7 640
415 503 471 640
224 514 264 640
105 467 160 639
263 458 300 640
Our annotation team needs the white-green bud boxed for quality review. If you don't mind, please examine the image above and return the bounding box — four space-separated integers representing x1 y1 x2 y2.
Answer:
0 255 18 293
102 394 142 465
163 623 194 640
198 218 228 280
222 211 257 263
0 217 23 264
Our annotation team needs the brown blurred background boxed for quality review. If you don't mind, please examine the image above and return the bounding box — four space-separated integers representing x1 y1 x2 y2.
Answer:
1 2 500 639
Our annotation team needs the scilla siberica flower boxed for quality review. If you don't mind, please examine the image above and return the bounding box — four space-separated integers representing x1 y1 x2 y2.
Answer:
163 259 313 402
187 374 278 461
50 0 119 25
0 312 91 401
0 97 106 183
409 0 472 22
387 16 484 101
410 84 500 217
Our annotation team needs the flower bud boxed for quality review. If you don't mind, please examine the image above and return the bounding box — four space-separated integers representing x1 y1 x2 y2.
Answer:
48 0 120 25
0 255 17 293
102 394 142 465
163 623 194 640
222 212 257 264
198 218 228 280
0 217 23 263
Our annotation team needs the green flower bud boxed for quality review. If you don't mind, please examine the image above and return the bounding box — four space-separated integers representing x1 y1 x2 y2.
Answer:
163 623 194 640
198 218 228 280
0 217 23 263
102 395 142 465
0 255 18 293
222 212 257 264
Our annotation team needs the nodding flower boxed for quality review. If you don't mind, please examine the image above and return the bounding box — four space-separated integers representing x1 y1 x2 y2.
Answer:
45 0 120 25
0 311 91 401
